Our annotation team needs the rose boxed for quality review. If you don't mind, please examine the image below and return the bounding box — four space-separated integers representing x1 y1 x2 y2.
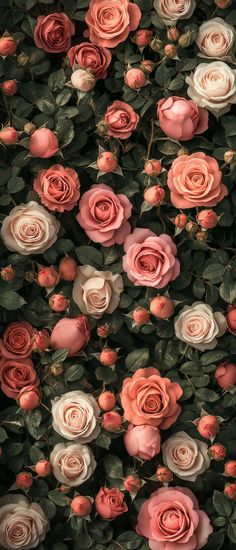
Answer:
157 96 209 141
1 201 60 255
71 69 95 92
120 367 183 429
34 165 80 212
29 129 59 158
196 18 235 60
197 209 219 229
0 322 35 359
0 126 18 144
50 316 90 357
1 80 17 96
18 386 41 411
0 358 39 400
167 152 228 208
67 42 111 80
124 68 146 90
104 100 139 139
162 431 210 482
76 183 132 246
0 494 49 549
215 362 236 389
0 36 17 56
186 61 236 117
124 424 161 460
123 228 180 288
197 415 220 440
136 486 213 550
71 496 92 517
72 265 123 319
51 390 101 443
85 0 141 49
95 487 128 519
153 0 196 25
175 302 227 351
34 13 75 53
50 442 96 486
59 257 77 281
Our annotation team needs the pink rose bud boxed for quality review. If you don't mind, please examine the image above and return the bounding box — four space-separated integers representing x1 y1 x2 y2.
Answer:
0 265 15 281
144 159 162 176
0 36 17 56
140 60 155 73
226 307 236 335
124 68 146 90
144 185 165 205
156 465 173 483
197 210 218 229
158 97 209 142
71 496 92 516
37 266 59 288
50 315 90 357
100 348 117 366
133 307 150 325
209 443 227 461
103 411 122 431
215 362 236 389
124 475 141 493
97 323 110 338
124 424 161 460
71 68 95 92
32 329 50 352
224 483 236 500
98 391 116 412
150 296 174 319
167 27 180 41
29 128 59 158
197 415 220 440
215 0 231 8
1 79 17 96
49 293 69 312
97 151 118 173
0 126 18 144
35 460 52 477
174 213 188 228
18 385 41 411
134 29 152 48
15 472 33 490
164 44 177 58
186 221 198 233
224 461 236 477
59 484 71 493
59 256 77 282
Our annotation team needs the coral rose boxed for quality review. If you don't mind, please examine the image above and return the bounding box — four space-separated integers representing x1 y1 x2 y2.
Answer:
157 97 208 141
175 302 226 351
51 390 101 443
29 128 59 158
18 385 41 411
0 126 18 144
104 100 139 139
67 42 111 80
196 18 235 60
0 494 49 550
154 0 196 25
162 431 210 482
34 165 80 212
0 358 39 399
95 487 128 519
34 13 75 53
167 152 228 208
85 0 141 49
124 424 161 460
50 316 90 357
123 228 180 288
215 362 236 389
50 442 96 486
0 36 17 56
72 265 123 319
120 367 183 429
0 322 34 360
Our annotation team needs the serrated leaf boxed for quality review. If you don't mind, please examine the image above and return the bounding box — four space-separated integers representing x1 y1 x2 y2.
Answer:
125 348 149 372
213 490 233 517
195 388 220 402
65 364 84 382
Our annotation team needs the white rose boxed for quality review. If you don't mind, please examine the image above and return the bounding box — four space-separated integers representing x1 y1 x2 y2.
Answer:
174 301 226 351
153 0 196 25
196 18 235 61
186 61 236 117
1 201 60 255
50 442 96 486
51 390 101 443
72 265 123 319
162 431 210 482
0 494 48 550
71 69 95 92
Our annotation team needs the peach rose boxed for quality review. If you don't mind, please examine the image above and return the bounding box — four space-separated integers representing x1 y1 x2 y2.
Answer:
34 13 75 53
0 494 49 550
67 42 111 80
29 128 59 158
196 18 235 60
123 228 180 288
95 487 128 519
157 97 208 141
50 442 96 486
1 201 60 255
0 36 17 57
0 322 35 360
153 0 196 25
72 265 123 319
34 165 80 212
162 431 210 482
51 390 101 443
167 152 228 208
186 61 236 117
76 183 132 246
50 316 90 357
137 486 213 550
104 100 139 139
120 367 183 429
0 358 39 400
124 424 161 460
85 0 141 48
175 302 227 351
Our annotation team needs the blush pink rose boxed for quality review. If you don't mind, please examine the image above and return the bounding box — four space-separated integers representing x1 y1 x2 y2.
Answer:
76 183 132 246
123 228 180 288
124 424 161 460
167 152 228 208
0 358 39 400
153 0 196 25
104 100 139 139
137 486 213 550
67 42 111 80
85 0 141 49
50 316 90 357
34 164 80 212
157 97 209 141
34 13 75 53
29 128 59 158
95 487 128 519
0 322 35 360
120 367 183 430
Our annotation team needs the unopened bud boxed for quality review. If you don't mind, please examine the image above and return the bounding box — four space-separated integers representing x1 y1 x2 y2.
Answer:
167 27 180 41
178 29 197 48
24 122 37 135
164 44 177 58
224 150 236 164
177 147 189 157
150 37 163 52
17 52 29 66
50 363 63 376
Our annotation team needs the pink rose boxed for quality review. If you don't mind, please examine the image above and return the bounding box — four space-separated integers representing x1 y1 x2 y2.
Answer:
73 265 123 319
76 183 132 246
0 36 17 56
85 0 141 49
215 362 236 389
153 0 196 25
34 13 75 53
124 424 161 460
0 322 35 360
104 100 139 139
196 18 235 61
67 42 112 80
50 316 90 357
0 358 39 399
167 152 228 208
34 164 80 212
50 442 96 486
51 390 101 443
0 126 18 144
29 128 59 158
157 97 208 141
95 487 128 519
123 228 180 288
175 302 226 351
137 486 213 550
0 495 49 550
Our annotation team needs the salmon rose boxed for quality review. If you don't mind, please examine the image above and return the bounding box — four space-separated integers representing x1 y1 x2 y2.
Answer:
0 322 35 360
67 42 111 80
104 100 139 140
34 13 75 53
85 0 141 49
0 358 39 400
34 165 80 212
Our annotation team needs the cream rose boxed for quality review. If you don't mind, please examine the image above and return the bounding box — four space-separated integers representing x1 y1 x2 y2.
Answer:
72 265 123 319
50 442 96 486
153 0 196 25
1 201 60 255
174 301 226 351
0 494 49 550
196 18 235 61
51 390 101 443
162 431 210 482
186 61 236 117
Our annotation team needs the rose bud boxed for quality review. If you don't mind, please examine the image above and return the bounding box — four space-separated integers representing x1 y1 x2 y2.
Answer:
97 151 118 173
144 185 165 205
209 443 227 461
224 150 236 164
178 30 196 48
15 472 33 490
134 29 152 48
50 315 90 357
59 484 71 493
0 36 17 57
226 307 236 335
1 265 15 281
197 210 218 229
0 126 18 144
24 122 37 135
140 60 155 74
103 411 122 431
215 0 231 8
215 362 236 389
186 221 198 233
224 483 236 500
71 68 95 92
150 296 174 319
124 424 161 460
177 147 189 157
124 68 146 90
144 159 162 176
29 128 59 158
164 44 177 58
18 385 41 411
150 37 163 52
32 329 50 352
71 495 92 517
224 461 236 477
59 256 77 282
156 465 173 483
1 79 17 96
97 323 110 338
49 293 69 312
17 52 29 66
50 362 63 376
35 460 52 477
37 266 59 288
124 475 141 493
197 415 220 440
196 230 206 242
174 213 188 229
100 348 117 366
133 307 150 325
167 27 180 41
98 391 116 412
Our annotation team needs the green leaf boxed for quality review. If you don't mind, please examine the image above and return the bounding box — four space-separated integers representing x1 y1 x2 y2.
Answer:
0 291 26 310
213 490 233 517
204 531 224 550
7 176 25 193
0 427 7 442
75 245 103 268
29 446 44 463
220 271 236 304
96 366 117 384
228 522 236 544
104 454 123 479
203 263 226 284
48 69 66 92
155 340 180 369
96 432 111 450
125 348 149 372
40 499 56 519
37 96 55 115
201 350 226 366
48 491 69 507
117 532 143 549
21 14 36 36
51 349 69 363
195 388 220 402
65 364 84 382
